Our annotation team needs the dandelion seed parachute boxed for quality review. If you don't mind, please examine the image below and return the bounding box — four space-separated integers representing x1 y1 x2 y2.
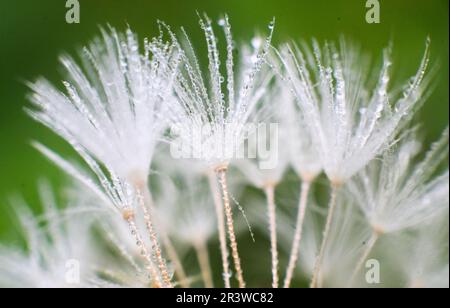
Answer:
27 26 179 288
27 27 178 181
275 38 433 287
275 38 432 184
165 15 275 168
161 14 275 288
347 127 449 234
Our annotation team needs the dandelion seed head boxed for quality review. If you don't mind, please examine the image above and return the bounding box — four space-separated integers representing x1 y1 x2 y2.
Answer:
276 39 432 183
165 15 275 168
347 127 449 234
28 27 178 181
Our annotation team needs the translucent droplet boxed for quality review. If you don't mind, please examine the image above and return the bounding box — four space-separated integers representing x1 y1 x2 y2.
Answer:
251 37 262 49
218 19 225 26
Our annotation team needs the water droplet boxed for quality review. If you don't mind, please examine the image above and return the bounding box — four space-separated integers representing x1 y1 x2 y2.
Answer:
218 19 225 26
251 37 262 49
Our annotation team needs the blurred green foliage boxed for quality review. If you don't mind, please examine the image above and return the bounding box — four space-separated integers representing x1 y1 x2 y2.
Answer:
0 0 448 286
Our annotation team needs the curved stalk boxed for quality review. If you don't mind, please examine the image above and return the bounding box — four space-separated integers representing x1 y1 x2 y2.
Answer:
310 183 340 288
283 180 311 288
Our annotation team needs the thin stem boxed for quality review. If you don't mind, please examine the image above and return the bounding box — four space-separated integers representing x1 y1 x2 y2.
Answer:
348 232 379 287
138 188 173 288
283 180 311 288
264 184 279 288
216 167 246 288
208 171 231 288
129 174 173 288
162 234 190 288
123 211 162 288
310 183 340 288
194 240 214 288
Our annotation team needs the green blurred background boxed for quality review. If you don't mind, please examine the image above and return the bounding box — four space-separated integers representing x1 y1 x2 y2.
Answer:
0 0 448 286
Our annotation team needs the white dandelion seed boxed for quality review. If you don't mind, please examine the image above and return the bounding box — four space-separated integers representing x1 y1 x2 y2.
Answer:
28 27 178 182
276 39 431 184
27 27 180 287
166 18 274 169
163 14 275 288
275 38 432 287
347 127 449 284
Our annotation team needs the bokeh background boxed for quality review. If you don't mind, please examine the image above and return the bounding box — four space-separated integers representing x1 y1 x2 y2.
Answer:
0 0 448 287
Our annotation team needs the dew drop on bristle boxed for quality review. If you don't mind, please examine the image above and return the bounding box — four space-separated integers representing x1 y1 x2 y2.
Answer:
251 37 262 49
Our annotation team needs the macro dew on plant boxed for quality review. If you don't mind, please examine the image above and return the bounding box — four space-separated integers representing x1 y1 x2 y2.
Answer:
0 10 448 290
